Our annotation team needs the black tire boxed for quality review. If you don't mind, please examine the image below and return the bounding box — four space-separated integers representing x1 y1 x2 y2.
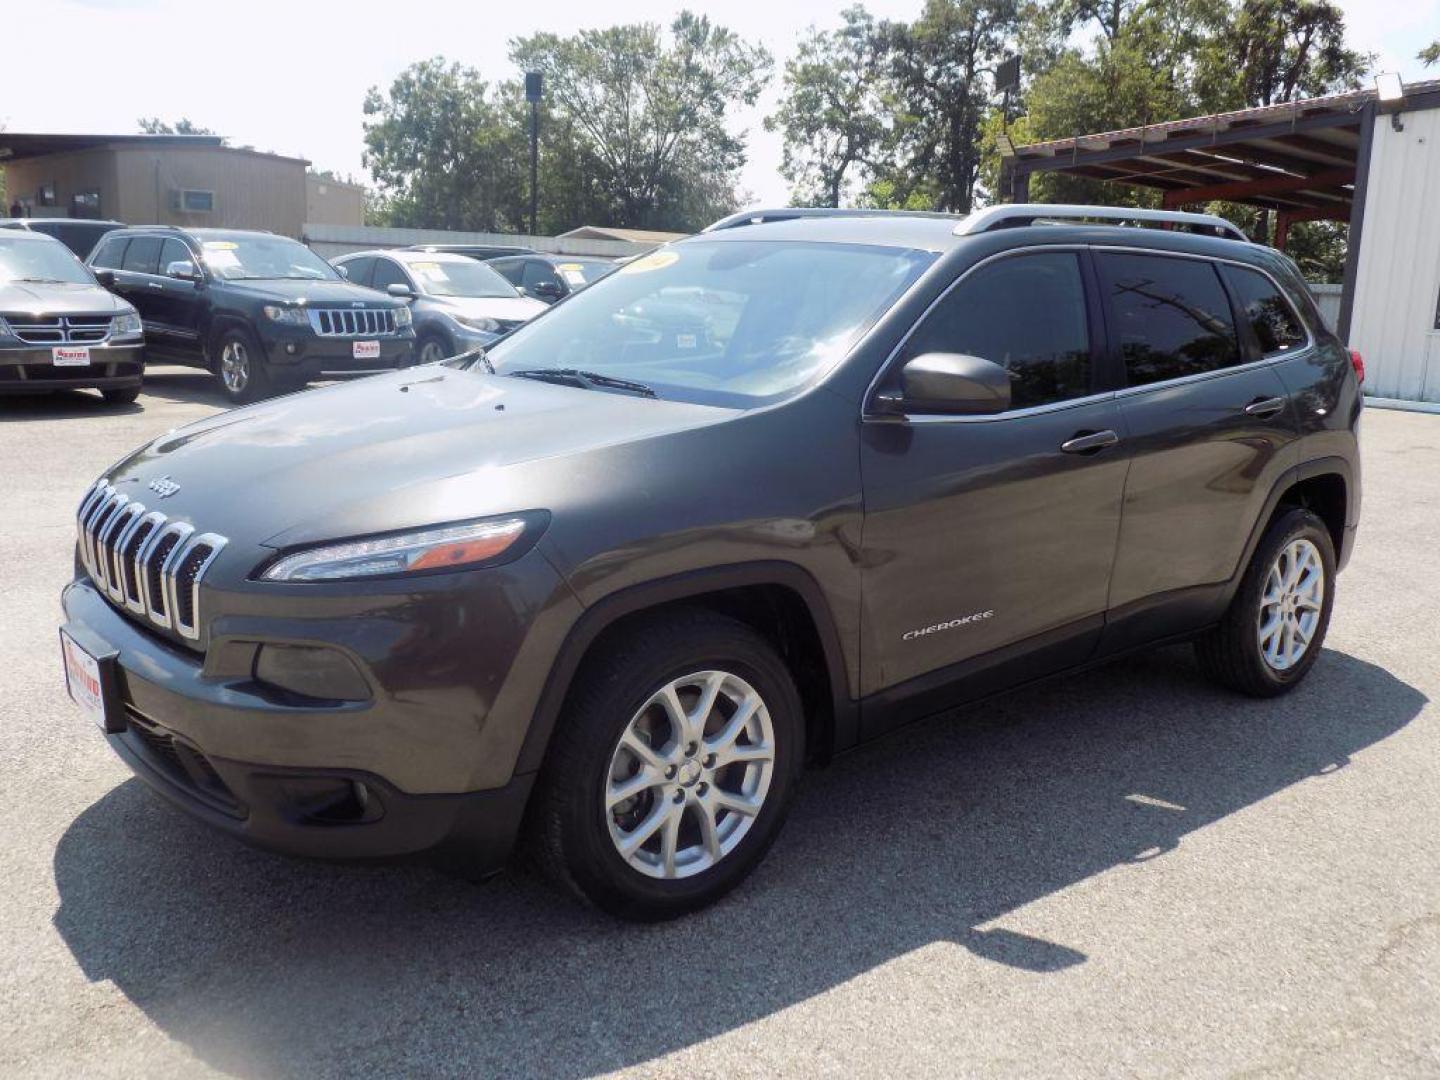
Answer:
212 326 271 405
1195 507 1336 697
100 386 141 405
414 333 451 367
529 609 804 921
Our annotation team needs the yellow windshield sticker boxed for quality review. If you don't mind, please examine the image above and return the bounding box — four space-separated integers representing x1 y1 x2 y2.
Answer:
619 250 678 275
202 241 238 250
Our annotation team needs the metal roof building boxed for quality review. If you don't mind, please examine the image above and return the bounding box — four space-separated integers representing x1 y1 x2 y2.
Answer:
1003 80 1440 403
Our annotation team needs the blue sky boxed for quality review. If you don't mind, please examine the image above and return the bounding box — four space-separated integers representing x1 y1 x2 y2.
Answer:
4 0 1437 207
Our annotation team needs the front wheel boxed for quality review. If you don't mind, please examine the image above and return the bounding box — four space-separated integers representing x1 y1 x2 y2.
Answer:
213 327 271 405
1195 507 1336 696
100 385 141 405
529 610 803 921
415 333 452 367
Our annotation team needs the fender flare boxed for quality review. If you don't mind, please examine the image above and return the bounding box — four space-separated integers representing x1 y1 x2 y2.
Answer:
512 561 858 775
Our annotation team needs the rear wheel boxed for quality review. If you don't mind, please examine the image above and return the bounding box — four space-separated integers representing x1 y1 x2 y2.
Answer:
214 327 271 405
530 610 803 920
100 386 141 405
1195 507 1335 696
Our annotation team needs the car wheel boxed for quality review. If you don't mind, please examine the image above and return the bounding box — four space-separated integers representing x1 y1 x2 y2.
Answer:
100 386 141 405
530 609 803 921
214 327 271 405
416 333 451 366
1195 507 1336 697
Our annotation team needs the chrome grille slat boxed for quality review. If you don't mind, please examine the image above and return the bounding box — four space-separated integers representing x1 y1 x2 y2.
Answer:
10 315 116 345
306 307 396 338
74 480 228 643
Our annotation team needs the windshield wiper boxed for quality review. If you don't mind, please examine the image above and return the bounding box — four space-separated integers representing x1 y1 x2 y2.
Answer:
508 368 657 398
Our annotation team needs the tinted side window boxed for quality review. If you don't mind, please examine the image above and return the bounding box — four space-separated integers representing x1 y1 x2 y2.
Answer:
90 236 129 270
1222 264 1308 356
1097 252 1239 386
159 238 192 275
120 236 162 275
338 256 375 287
522 259 562 291
901 251 1092 410
370 258 410 291
490 258 523 286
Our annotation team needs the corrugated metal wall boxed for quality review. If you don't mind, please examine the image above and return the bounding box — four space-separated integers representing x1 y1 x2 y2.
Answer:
1348 104 1440 402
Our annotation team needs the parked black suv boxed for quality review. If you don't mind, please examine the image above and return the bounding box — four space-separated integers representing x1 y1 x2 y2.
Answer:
0 218 126 259
88 227 414 403
59 206 1361 920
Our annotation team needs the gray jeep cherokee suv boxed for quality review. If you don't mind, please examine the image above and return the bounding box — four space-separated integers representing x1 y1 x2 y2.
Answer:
59 205 1362 920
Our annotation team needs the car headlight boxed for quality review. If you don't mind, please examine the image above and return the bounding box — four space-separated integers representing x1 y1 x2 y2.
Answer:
259 513 544 582
112 311 142 335
454 314 499 333
393 305 413 328
263 305 309 326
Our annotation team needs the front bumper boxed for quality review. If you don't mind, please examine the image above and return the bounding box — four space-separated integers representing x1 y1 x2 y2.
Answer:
0 340 144 393
59 546 577 869
256 325 415 378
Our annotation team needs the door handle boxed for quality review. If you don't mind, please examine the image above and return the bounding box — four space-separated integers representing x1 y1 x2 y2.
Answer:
1060 429 1120 455
1243 396 1286 418
147 281 163 289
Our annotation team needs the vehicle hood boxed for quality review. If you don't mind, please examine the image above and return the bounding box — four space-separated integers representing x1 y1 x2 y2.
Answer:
0 281 131 317
221 279 404 307
103 368 732 554
430 295 547 322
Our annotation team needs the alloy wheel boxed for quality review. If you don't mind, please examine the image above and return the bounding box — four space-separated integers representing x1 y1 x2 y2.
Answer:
1257 537 1325 671
220 341 250 394
419 340 447 365
604 670 775 880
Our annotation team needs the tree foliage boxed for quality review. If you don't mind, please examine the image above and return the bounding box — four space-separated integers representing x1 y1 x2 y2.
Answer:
137 117 221 138
1226 0 1369 106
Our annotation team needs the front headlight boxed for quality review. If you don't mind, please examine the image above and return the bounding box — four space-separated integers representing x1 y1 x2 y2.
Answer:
112 311 142 335
393 305 412 328
454 314 499 333
263 304 309 326
259 513 543 582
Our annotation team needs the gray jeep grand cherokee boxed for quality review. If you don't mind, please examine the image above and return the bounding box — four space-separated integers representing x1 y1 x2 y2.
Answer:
58 205 1362 920
1 231 144 401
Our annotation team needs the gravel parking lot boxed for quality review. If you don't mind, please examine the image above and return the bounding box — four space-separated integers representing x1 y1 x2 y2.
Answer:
1 371 1437 1078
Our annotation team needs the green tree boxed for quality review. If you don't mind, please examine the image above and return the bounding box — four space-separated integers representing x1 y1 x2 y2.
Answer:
510 12 771 230
1224 0 1369 106
766 7 895 206
362 59 529 232
1420 41 1439 66
137 117 220 136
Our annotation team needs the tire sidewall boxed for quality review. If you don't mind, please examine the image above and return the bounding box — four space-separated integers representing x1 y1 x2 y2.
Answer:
557 623 803 918
214 326 269 405
415 333 449 367
1238 509 1337 691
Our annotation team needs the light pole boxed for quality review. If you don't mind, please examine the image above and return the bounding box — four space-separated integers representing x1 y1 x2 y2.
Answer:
525 71 543 237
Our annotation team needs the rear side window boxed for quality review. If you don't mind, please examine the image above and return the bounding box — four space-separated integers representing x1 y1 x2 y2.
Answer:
120 236 162 275
90 236 129 270
1097 252 1240 387
1222 265 1308 356
901 251 1092 410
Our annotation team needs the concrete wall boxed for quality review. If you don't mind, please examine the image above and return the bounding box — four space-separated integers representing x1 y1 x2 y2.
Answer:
303 222 662 260
305 176 366 227
1348 102 1440 402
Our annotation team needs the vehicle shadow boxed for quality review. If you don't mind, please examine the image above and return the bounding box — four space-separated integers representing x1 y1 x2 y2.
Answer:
52 647 1423 1077
0 388 143 420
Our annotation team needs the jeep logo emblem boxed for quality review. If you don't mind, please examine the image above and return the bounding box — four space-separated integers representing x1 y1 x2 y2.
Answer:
148 476 180 499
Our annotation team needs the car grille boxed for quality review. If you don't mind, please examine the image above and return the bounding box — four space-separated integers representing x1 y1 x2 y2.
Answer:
5 314 114 344
306 307 396 337
125 707 245 818
76 479 227 643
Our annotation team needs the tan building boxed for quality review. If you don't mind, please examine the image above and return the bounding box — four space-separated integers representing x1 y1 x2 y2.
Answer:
0 133 364 238
306 174 368 228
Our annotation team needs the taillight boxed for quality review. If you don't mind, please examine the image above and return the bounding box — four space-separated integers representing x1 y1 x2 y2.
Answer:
1349 349 1365 384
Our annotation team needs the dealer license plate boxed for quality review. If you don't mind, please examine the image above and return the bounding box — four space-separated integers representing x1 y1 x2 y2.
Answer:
353 340 381 360
53 346 91 367
60 628 109 730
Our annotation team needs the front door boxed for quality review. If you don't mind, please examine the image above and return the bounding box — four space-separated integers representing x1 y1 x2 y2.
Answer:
143 237 206 362
859 249 1129 732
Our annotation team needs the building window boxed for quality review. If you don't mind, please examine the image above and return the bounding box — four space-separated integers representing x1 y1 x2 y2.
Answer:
172 189 215 213
38 182 57 207
71 190 102 220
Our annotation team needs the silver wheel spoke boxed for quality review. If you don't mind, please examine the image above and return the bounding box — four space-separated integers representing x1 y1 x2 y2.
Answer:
604 669 776 880
1256 537 1325 674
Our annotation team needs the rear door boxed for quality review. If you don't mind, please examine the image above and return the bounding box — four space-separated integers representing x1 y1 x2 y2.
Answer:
859 248 1129 729
1096 249 1299 650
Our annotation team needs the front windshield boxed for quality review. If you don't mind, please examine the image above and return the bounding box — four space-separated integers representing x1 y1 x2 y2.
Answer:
486 241 932 407
555 259 613 287
201 236 339 282
0 237 95 285
407 258 520 299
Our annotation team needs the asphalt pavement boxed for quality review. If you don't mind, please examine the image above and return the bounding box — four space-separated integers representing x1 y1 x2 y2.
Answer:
1 371 1436 1078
